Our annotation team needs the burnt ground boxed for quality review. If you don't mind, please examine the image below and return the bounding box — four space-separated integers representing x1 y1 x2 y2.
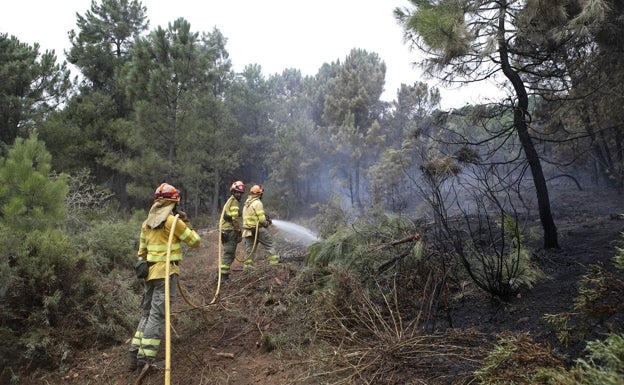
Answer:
21 186 624 385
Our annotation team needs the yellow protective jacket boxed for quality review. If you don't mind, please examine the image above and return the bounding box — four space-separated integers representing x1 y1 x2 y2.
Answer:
138 203 201 280
220 194 241 231
242 195 268 237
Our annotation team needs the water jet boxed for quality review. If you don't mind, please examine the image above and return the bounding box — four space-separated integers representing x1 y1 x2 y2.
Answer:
272 220 319 246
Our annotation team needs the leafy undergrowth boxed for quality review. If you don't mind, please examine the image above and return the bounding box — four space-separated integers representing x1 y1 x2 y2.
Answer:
15 188 624 385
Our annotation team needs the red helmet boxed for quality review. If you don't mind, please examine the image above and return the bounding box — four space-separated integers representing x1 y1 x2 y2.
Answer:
249 185 263 195
153 182 180 202
230 180 246 193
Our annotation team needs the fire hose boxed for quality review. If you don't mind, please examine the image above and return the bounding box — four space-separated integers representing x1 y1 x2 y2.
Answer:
137 211 261 384
211 205 260 303
135 214 179 385
210 206 226 304
163 213 178 385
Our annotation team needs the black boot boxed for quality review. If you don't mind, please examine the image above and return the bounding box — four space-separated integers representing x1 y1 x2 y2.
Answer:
128 350 138 372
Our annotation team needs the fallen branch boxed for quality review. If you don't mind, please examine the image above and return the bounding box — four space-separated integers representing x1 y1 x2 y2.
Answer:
376 249 414 273
369 233 421 253
372 233 422 273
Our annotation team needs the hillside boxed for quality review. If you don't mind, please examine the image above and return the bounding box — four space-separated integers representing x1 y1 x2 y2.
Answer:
22 186 624 385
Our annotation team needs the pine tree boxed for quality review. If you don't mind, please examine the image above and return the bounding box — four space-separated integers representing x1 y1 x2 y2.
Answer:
0 133 67 232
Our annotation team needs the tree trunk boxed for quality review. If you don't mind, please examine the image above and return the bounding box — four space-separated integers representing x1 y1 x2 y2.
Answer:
513 106 559 248
354 160 363 209
111 172 130 209
498 1 559 249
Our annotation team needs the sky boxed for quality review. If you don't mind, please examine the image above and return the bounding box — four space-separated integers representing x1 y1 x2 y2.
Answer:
1 0 503 109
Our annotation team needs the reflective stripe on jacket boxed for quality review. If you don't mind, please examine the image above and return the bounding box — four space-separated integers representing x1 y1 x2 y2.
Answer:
138 215 201 280
220 195 241 231
242 195 265 229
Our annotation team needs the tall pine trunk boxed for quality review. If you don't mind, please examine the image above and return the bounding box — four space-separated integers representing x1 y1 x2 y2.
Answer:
498 1 559 249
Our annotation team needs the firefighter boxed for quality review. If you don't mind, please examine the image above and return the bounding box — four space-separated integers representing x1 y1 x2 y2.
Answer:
128 182 201 372
219 180 246 281
242 184 279 268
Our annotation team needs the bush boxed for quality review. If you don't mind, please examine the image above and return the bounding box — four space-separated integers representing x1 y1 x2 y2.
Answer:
0 133 140 382
73 215 142 273
0 227 139 380
538 333 624 385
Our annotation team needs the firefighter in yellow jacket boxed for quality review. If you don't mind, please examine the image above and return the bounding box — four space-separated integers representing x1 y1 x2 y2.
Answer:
219 180 246 280
242 185 279 268
128 182 201 372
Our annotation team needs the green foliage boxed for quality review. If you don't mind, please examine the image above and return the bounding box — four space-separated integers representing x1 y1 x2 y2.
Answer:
0 139 139 381
544 234 624 345
73 216 142 273
574 334 624 384
0 224 139 379
616 241 624 271
68 0 147 88
65 169 138 273
455 214 542 301
0 228 130 374
421 156 461 182
311 194 350 238
0 34 71 144
538 234 624 383
306 212 423 282
306 226 361 267
474 332 565 385
124 19 233 209
318 48 387 208
400 0 471 61
369 148 412 210
502 214 541 288
537 333 624 385
0 134 68 232
304 213 432 329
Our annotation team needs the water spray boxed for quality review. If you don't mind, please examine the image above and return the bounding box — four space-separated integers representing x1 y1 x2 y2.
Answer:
271 220 319 246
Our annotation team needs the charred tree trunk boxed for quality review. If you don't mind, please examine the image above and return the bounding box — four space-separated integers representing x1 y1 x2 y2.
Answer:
498 1 559 249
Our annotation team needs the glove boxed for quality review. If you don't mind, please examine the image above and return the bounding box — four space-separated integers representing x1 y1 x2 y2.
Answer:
134 258 148 279
223 214 232 222
176 210 194 229
265 215 272 225
260 220 270 228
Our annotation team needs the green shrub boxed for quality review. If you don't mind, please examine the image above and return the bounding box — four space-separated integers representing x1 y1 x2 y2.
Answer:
306 212 421 273
544 233 624 345
538 333 624 385
0 133 140 382
73 216 142 273
474 332 565 384
0 227 138 380
453 214 542 301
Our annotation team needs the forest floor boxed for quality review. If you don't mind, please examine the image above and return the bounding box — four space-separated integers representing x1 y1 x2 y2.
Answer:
24 186 624 385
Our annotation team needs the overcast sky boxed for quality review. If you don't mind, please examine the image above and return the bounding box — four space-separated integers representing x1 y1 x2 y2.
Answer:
1 0 502 108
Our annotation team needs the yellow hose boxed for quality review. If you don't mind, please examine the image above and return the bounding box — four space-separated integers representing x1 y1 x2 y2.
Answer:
210 203 228 304
210 198 258 304
211 200 259 304
177 279 200 309
247 222 260 260
232 224 260 264
164 214 179 385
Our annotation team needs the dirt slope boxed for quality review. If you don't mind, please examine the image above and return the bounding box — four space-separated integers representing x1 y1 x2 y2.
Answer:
34 227 310 385
24 187 624 385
